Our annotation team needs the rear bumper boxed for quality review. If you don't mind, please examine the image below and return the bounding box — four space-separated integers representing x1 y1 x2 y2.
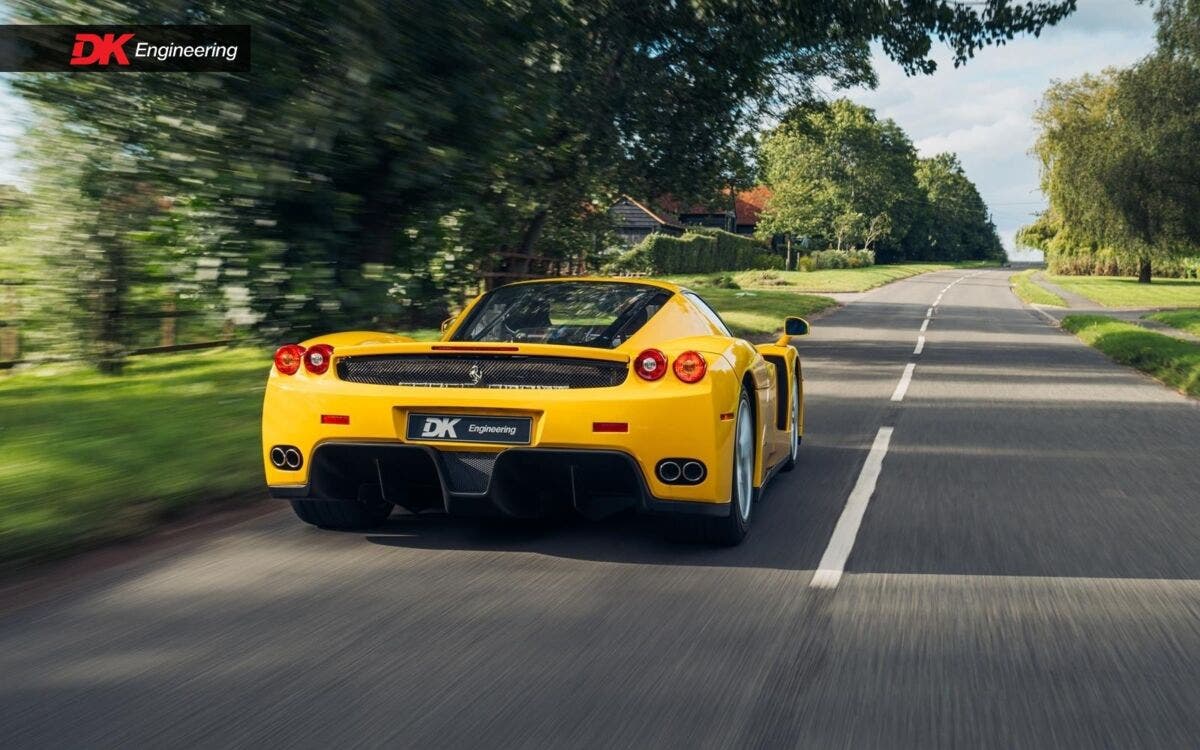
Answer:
268 442 731 519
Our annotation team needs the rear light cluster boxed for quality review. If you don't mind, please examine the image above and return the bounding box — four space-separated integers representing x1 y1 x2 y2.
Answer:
634 349 706 383
273 343 335 375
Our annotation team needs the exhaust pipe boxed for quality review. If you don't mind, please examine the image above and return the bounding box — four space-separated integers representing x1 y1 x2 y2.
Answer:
284 448 303 470
681 461 705 483
269 446 287 468
657 460 681 483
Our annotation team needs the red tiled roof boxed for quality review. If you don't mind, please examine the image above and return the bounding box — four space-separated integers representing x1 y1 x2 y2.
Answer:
733 185 772 227
653 186 773 227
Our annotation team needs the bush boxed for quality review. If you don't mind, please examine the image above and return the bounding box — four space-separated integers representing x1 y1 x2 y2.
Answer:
610 228 779 274
808 248 875 269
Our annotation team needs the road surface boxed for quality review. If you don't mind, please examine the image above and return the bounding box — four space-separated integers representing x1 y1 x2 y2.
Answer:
4 268 1200 748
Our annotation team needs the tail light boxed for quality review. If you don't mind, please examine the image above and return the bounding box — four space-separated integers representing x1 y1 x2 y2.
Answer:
273 344 305 375
673 351 707 383
304 343 334 375
634 348 668 381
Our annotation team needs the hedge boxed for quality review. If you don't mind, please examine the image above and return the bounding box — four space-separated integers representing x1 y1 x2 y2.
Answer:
612 228 779 274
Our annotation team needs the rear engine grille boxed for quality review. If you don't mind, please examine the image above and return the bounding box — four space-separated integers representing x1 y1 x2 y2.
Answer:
336 354 627 389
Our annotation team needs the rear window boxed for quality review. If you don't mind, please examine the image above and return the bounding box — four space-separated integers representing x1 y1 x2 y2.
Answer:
452 282 672 349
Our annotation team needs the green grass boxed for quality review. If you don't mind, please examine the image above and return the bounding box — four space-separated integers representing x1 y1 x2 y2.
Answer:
689 288 837 338
0 348 270 569
0 289 831 568
1061 315 1200 398
666 260 995 294
1010 269 1066 307
1146 309 1200 337
1048 275 1200 308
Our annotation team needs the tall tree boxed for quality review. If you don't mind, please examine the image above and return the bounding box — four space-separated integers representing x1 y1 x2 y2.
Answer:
757 100 922 260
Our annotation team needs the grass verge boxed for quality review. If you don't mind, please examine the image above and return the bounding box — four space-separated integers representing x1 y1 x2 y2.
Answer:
667 260 995 294
1048 275 1200 308
1010 269 1066 306
0 348 269 570
1061 315 1200 398
0 290 831 569
689 288 837 338
1146 309 1200 337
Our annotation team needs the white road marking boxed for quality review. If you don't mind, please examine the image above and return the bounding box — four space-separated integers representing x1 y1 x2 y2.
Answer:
919 319 929 333
914 336 925 355
933 295 942 307
890 363 916 402
811 426 895 589
926 307 933 317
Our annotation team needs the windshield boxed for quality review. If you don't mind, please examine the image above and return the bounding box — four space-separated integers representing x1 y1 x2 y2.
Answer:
452 282 673 349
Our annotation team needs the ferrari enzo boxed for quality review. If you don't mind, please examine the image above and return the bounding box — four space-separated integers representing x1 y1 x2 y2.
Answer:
262 277 808 544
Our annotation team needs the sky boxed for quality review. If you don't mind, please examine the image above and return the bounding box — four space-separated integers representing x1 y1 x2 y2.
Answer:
839 0 1158 260
0 2 1161 260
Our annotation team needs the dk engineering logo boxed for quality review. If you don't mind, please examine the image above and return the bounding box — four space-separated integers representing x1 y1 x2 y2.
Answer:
68 32 241 67
0 25 251 72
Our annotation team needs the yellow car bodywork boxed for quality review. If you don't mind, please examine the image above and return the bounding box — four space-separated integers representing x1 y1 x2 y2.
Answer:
262 277 805 528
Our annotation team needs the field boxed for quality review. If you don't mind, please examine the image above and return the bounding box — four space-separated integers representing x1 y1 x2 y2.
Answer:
1048 275 1200 308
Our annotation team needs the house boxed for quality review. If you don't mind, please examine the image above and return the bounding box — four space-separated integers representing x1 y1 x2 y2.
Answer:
608 196 684 247
610 187 775 246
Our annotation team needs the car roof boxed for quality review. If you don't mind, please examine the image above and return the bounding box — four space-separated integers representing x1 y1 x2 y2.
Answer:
502 276 684 293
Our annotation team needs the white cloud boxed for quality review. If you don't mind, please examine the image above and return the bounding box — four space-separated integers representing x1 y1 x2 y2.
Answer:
839 0 1158 259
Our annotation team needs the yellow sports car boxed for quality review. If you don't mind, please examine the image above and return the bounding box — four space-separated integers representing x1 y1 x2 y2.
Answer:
262 277 808 544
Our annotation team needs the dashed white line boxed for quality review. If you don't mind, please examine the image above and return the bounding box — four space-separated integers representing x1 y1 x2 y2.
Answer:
913 336 925 355
811 426 895 589
890 363 916 402
926 307 933 317
919 319 929 333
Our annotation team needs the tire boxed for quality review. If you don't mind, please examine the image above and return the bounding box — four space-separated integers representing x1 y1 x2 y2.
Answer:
704 388 757 546
781 373 801 472
290 498 393 530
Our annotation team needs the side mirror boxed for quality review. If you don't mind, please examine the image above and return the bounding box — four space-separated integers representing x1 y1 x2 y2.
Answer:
785 317 809 336
440 317 455 334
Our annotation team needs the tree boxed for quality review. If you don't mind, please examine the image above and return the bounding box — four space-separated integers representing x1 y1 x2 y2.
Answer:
757 100 922 259
10 0 1078 366
1026 1 1200 283
910 153 1004 262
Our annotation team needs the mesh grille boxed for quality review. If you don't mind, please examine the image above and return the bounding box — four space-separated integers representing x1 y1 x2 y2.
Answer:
336 354 627 389
440 451 499 494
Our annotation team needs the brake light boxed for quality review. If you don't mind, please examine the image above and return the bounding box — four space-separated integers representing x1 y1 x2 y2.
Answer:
304 343 334 375
634 349 668 381
273 344 305 375
673 351 706 383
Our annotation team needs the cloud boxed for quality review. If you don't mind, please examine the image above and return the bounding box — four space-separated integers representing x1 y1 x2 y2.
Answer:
838 1 1157 259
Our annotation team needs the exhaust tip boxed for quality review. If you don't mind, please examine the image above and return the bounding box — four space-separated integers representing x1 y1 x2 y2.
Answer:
657 461 681 483
269 446 287 468
283 448 302 470
681 461 705 482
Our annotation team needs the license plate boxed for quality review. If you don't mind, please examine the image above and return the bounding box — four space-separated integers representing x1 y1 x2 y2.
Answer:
405 413 532 445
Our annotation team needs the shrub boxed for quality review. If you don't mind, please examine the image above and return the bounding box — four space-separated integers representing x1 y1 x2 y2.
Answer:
808 248 875 269
796 255 815 272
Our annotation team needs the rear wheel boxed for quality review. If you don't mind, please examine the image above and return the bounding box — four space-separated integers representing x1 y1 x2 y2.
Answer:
703 389 756 546
291 499 393 530
781 373 801 472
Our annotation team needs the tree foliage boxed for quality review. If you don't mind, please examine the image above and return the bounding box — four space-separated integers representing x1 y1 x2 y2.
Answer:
7 0 1076 367
758 101 1001 264
1025 0 1200 282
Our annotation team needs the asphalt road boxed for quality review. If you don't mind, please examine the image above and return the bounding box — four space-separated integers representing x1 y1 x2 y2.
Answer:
4 268 1200 748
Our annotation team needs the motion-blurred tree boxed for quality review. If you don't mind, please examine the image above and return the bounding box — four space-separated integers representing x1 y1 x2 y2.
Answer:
10 0 1078 366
